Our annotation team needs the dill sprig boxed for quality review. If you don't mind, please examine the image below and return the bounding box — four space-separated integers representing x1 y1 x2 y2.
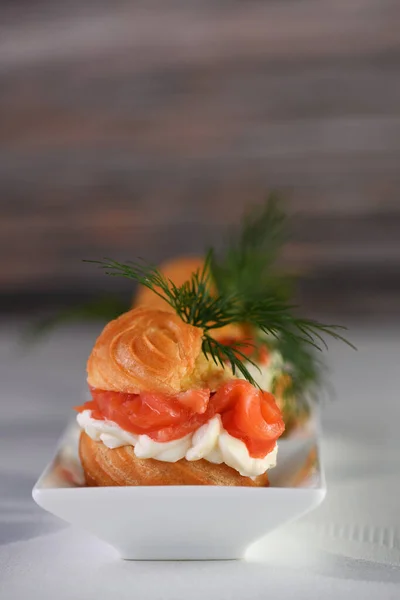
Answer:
85 250 354 388
209 193 355 397
211 192 291 302
86 252 230 329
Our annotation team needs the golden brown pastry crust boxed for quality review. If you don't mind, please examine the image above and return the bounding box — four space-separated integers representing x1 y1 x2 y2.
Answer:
87 307 203 395
79 432 269 487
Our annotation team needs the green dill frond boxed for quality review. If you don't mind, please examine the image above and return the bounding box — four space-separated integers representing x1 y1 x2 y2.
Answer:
206 193 355 394
210 192 292 302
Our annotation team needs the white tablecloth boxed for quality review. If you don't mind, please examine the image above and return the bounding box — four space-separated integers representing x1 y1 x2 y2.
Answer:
1 319 400 599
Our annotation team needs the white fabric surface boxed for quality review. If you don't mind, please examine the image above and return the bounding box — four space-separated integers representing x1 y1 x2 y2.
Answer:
1 318 400 599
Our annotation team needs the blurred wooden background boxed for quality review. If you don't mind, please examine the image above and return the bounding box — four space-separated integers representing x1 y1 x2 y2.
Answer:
1 0 400 316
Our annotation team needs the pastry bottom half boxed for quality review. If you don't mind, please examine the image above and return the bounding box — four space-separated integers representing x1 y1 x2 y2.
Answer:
79 432 269 487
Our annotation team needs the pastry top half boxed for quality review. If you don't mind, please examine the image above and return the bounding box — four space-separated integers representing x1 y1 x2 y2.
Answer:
87 306 232 396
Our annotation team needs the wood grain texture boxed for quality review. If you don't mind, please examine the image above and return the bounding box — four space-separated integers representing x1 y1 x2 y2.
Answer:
1 0 399 314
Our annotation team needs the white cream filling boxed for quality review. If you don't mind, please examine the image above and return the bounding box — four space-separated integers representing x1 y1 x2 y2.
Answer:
77 410 277 478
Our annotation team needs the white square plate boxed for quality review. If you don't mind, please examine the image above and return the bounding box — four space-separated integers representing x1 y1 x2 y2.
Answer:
33 416 325 560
